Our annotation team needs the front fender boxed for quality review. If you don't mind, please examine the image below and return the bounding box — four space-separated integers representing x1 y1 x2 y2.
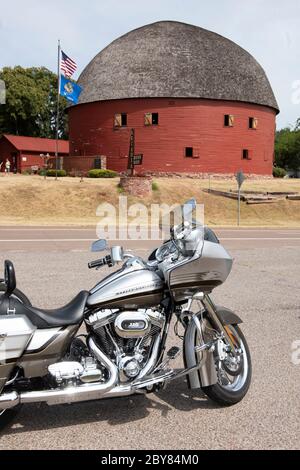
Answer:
214 306 243 326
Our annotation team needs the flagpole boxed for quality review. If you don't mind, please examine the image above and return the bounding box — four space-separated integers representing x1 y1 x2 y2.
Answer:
55 39 61 181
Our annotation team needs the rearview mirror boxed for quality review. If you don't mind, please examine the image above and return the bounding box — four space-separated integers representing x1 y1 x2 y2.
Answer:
91 239 108 253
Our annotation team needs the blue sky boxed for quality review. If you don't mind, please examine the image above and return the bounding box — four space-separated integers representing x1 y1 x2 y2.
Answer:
1 0 299 129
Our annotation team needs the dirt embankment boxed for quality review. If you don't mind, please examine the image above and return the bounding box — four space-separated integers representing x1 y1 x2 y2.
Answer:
0 175 299 227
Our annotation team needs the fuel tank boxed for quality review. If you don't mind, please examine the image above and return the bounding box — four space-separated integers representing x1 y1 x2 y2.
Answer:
87 260 164 309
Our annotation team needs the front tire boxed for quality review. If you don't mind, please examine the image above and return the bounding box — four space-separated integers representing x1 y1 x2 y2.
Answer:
202 325 252 406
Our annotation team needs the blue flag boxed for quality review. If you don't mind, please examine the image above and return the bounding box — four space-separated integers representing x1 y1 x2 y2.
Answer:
60 75 82 104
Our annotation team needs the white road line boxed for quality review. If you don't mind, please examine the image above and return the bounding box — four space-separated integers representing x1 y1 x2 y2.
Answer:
0 239 95 242
0 228 299 233
220 237 300 241
0 238 300 242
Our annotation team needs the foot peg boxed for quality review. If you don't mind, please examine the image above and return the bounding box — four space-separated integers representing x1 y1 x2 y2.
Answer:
154 347 181 374
167 346 181 360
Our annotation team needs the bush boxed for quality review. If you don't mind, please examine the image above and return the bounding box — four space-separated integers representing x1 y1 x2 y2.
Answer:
88 169 118 178
46 169 67 177
273 167 287 178
152 181 159 191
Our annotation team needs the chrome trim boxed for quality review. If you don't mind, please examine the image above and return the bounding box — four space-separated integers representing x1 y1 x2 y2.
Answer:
135 335 161 380
0 337 118 409
0 392 19 409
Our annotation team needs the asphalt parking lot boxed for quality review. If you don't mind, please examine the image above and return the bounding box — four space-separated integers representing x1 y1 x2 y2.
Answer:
0 228 299 450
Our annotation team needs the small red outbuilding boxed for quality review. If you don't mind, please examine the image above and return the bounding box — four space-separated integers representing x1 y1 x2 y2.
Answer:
0 134 69 173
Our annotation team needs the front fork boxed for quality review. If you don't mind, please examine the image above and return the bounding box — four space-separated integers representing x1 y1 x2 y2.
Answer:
188 293 238 357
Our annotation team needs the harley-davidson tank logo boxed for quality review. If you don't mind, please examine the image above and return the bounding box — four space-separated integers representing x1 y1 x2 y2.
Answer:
115 282 162 297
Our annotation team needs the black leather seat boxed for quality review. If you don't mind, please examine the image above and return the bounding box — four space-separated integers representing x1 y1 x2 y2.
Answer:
9 291 89 329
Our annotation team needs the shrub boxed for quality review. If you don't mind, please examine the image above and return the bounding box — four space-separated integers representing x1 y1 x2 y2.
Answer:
46 169 67 177
152 181 159 191
88 169 118 178
273 167 287 178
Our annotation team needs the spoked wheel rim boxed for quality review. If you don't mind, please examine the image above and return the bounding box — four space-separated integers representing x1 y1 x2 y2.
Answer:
215 325 249 392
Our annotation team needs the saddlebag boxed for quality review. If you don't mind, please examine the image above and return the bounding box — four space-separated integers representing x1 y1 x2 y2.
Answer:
0 315 35 393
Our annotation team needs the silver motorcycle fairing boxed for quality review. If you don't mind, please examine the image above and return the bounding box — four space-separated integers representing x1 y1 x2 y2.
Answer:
160 240 233 302
87 261 164 309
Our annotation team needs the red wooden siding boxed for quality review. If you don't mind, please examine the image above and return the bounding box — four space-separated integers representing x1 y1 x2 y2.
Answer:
0 135 69 172
68 97 276 175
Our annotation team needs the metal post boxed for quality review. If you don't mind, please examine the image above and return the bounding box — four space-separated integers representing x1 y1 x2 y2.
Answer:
55 40 61 181
238 187 241 226
127 129 135 177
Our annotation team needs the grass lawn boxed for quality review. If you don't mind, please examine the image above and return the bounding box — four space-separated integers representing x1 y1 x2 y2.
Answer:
0 174 299 227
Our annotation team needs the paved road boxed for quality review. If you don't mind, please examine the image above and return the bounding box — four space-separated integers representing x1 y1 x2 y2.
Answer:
0 227 300 252
0 228 299 449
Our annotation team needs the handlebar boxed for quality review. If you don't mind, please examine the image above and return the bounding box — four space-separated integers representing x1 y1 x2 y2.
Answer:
88 255 113 269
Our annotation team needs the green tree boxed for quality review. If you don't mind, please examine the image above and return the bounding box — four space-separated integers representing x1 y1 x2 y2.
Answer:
0 66 68 138
275 123 300 172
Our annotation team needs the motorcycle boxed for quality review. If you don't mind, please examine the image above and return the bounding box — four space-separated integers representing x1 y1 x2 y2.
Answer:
0 200 251 429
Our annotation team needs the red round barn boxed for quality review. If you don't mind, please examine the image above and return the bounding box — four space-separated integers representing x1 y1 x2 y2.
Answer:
68 21 279 176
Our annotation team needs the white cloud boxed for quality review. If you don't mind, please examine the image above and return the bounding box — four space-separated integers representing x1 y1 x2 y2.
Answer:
0 0 299 128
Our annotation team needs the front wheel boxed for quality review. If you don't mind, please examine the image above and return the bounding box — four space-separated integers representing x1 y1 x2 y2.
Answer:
201 324 252 406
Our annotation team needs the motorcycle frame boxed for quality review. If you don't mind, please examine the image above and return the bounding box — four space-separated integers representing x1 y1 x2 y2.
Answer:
0 291 242 410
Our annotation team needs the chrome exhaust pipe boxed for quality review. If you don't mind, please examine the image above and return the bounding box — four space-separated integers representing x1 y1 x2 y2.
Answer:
21 337 118 406
0 337 119 409
0 391 20 410
0 337 167 410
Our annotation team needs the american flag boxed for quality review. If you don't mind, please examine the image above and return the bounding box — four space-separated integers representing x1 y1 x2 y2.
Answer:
61 51 77 78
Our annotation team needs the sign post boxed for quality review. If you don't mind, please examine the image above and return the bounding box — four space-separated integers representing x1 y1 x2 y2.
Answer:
235 170 246 226
128 129 135 176
127 129 143 175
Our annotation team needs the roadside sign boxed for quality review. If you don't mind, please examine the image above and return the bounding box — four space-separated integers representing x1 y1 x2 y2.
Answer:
133 154 143 166
235 170 246 226
236 170 246 189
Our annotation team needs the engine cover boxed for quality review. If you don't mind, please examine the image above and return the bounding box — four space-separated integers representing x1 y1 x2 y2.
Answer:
114 311 151 338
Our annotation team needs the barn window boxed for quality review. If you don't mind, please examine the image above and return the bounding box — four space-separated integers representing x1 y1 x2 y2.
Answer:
145 112 159 126
249 117 258 129
224 114 234 127
242 149 251 160
114 113 127 127
185 147 194 158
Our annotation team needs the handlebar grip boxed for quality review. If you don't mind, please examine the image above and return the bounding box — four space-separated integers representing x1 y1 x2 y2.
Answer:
88 255 113 269
88 258 106 269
